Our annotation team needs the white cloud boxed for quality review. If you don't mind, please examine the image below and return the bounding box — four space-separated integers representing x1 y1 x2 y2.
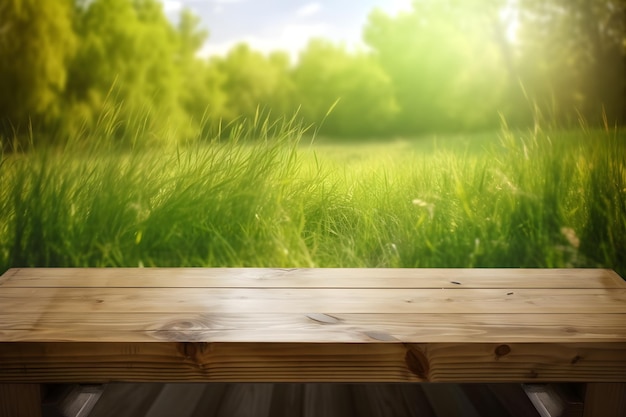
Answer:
160 0 242 13
199 41 236 58
296 2 322 17
282 23 327 44
209 0 245 14
199 23 330 61
162 0 183 13
387 0 412 14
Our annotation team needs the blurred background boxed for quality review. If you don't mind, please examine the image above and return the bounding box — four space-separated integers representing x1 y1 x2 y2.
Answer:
1 0 625 275
0 0 624 148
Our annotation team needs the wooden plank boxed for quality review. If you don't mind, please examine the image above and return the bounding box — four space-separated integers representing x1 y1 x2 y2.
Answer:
144 384 207 417
302 384 354 417
488 384 543 417
190 383 229 417
397 384 438 417
1 288 625 314
1 313 625 343
0 342 624 383
461 384 517 417
87 383 163 417
267 384 304 417
523 384 583 417
0 384 41 417
0 269 19 286
0 268 624 392
215 383 273 417
2 268 624 289
54 385 103 417
421 384 481 417
583 383 626 417
350 384 435 417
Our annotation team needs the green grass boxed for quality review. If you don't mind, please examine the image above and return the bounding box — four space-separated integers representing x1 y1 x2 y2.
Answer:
1 124 624 276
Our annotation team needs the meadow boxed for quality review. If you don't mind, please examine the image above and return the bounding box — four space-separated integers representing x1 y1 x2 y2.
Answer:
1 123 624 277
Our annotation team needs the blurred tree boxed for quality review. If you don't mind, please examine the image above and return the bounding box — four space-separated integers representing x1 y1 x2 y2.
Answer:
363 0 510 133
516 0 625 125
65 0 181 143
175 8 227 138
177 8 207 60
0 0 76 146
293 39 398 137
212 44 295 125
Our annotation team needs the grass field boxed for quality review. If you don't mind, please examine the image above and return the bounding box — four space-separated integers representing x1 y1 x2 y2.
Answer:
1 125 624 277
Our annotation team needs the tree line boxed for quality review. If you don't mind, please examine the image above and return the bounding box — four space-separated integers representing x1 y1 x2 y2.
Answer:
0 0 624 148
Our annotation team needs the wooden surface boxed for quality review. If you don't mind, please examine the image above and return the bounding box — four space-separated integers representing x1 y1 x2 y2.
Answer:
583 383 626 417
0 268 625 384
0 384 41 417
2 267 624 288
84 382 541 417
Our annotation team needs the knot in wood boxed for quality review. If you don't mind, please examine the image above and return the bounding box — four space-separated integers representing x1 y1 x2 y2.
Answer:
405 348 430 380
495 344 511 357
154 318 212 342
306 313 341 325
178 342 208 360
365 331 398 342
162 319 211 331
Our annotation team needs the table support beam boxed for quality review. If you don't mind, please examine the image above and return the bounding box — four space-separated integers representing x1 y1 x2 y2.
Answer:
583 383 626 417
0 384 41 417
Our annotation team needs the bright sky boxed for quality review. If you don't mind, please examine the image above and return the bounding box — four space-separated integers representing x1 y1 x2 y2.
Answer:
159 0 414 59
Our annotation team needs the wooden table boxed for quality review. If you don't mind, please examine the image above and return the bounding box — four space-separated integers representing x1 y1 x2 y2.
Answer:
1 268 625 416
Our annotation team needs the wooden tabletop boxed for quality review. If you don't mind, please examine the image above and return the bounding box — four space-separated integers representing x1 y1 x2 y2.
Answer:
1 268 625 383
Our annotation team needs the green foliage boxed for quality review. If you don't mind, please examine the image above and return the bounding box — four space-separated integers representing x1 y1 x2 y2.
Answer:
1 127 624 275
579 129 626 270
63 0 183 144
0 0 623 146
0 0 76 147
0 116 308 268
175 9 226 135
212 44 294 125
363 0 509 133
294 39 398 137
0 0 623 285
516 0 625 125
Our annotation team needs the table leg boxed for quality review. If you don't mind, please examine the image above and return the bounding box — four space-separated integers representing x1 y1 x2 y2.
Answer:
0 384 41 417
584 383 626 417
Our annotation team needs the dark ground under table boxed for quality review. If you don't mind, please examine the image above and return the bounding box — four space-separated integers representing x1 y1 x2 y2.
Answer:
40 382 581 417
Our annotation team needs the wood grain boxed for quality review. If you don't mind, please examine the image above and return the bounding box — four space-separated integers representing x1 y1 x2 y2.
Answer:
268 384 304 417
461 384 523 417
3 268 624 289
1 313 625 343
1 287 625 315
215 383 273 417
0 384 41 417
421 383 481 417
0 268 624 389
0 342 625 383
351 384 435 417
87 383 163 417
487 384 543 417
144 383 208 417
583 383 626 417
303 384 354 417
190 384 229 417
